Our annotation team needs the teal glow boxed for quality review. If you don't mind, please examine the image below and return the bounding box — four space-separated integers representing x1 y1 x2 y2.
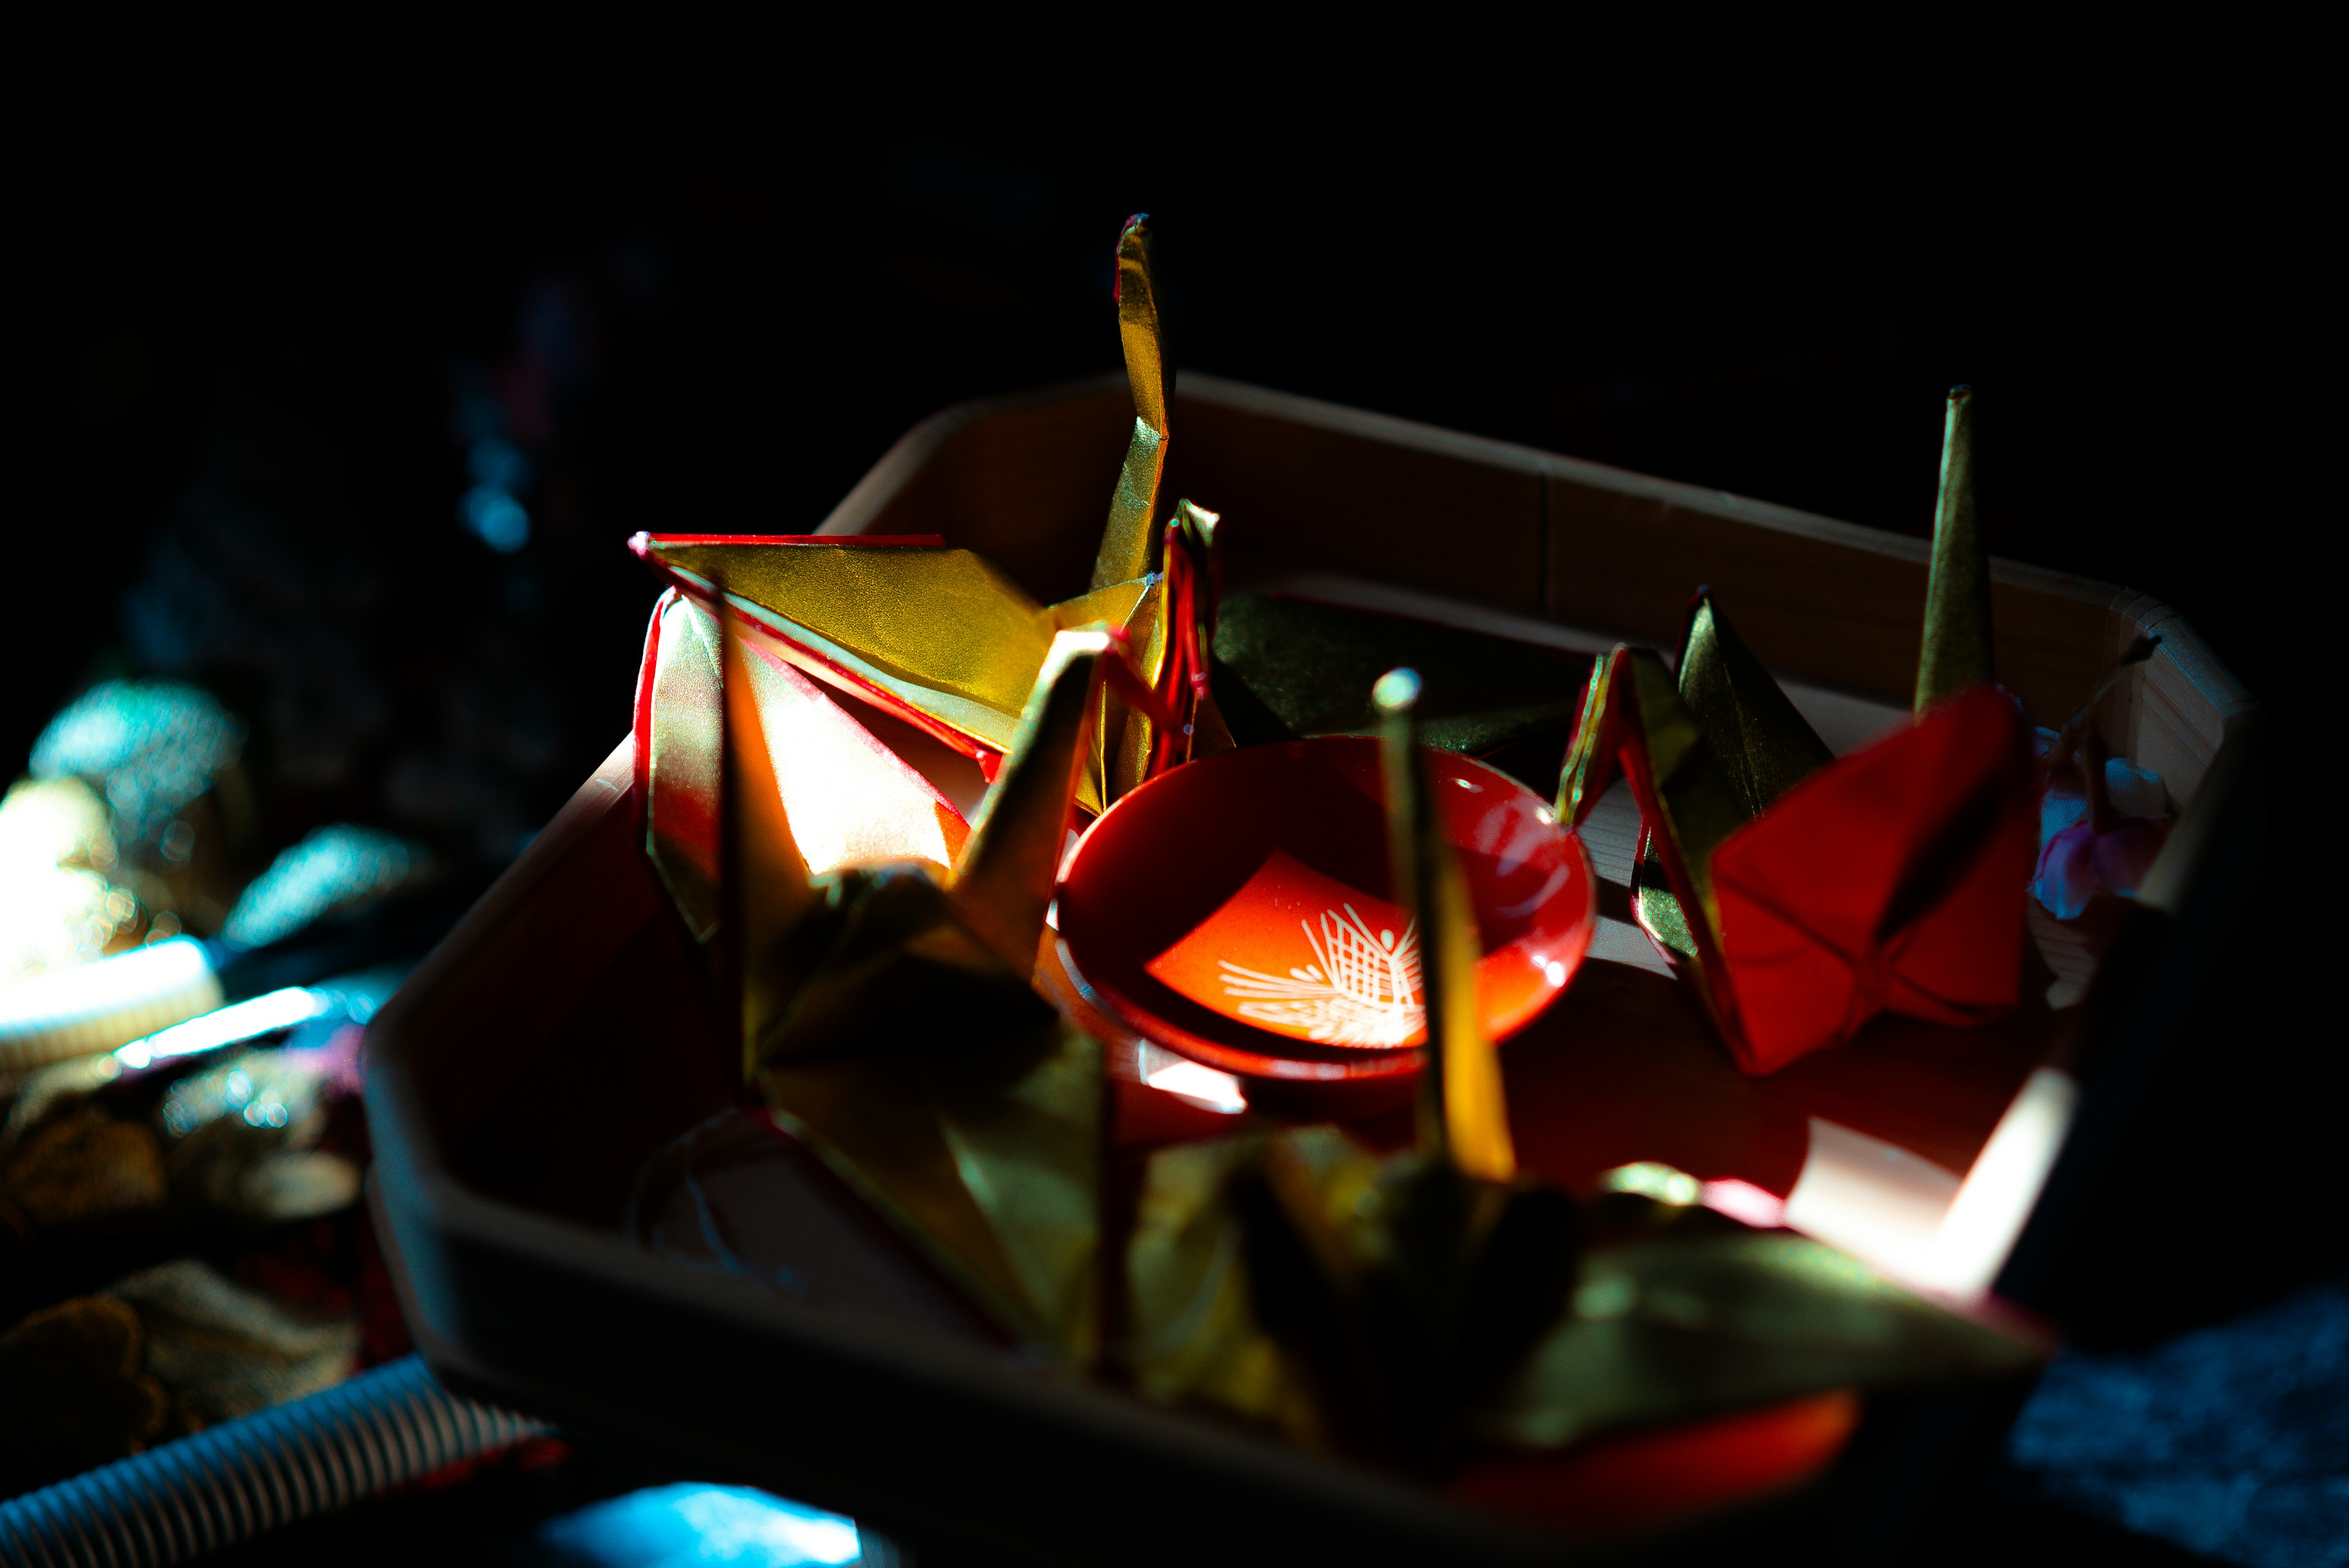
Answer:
221 826 417 948
29 680 243 847
535 1484 863 1567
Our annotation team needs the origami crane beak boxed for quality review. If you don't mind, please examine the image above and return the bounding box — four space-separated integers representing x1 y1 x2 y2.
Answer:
1376 668 1515 1184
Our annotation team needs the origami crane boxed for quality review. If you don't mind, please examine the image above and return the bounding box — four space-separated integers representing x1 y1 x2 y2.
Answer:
709 591 1122 1354
1117 669 2035 1462
633 215 1219 819
1553 387 2037 1074
1118 669 1573 1457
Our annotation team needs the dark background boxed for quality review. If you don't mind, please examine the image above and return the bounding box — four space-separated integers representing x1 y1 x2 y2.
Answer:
14 0 2326 1351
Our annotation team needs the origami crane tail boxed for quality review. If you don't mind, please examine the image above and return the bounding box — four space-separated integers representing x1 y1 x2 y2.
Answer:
1094 215 1168 592
1142 499 1234 780
1916 385 1994 716
1557 645 1753 1050
1377 669 1515 1184
640 590 722 942
1555 647 1630 828
719 587 818 1079
954 629 1111 972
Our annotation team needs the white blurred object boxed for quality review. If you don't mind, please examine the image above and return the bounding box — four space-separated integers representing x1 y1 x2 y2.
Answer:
119 986 335 1071
31 680 243 849
1781 1118 1962 1285
0 778 133 990
1781 1077 2084 1301
1919 1067 2082 1296
0 935 225 1074
1137 1041 1247 1113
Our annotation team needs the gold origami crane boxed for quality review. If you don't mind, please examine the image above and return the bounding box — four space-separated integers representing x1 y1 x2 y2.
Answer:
635 215 1220 817
1122 668 1576 1460
716 592 1117 1354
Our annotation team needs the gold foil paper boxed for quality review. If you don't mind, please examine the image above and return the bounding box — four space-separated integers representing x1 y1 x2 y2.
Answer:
640 219 1205 819
714 608 1115 1354
1474 1217 2038 1449
955 631 1117 970
649 593 975 949
722 592 820 1076
1122 670 1581 1464
1555 652 1742 924
1376 670 1513 1183
651 540 1064 756
1915 385 1993 716
1616 593 1833 974
764 1020 1100 1353
1676 591 1833 817
1127 1143 2036 1463
1214 595 1590 773
1124 1134 1324 1445
1094 214 1168 593
644 543 1161 817
1556 646 1746 1025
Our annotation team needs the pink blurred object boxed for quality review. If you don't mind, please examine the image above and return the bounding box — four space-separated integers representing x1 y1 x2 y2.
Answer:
2032 729 2171 920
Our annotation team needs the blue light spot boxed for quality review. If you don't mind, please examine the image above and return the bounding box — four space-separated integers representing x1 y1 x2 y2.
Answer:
221 825 417 947
533 1484 864 1567
463 485 530 552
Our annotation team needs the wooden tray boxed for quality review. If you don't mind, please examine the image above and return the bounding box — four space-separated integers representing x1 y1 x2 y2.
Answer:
365 373 2260 1565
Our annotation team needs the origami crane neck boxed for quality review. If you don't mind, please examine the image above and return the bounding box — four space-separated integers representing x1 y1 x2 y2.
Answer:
1376 668 1515 1184
634 223 1210 820
1094 214 1168 592
1917 385 1993 716
954 628 1113 970
716 584 1110 1055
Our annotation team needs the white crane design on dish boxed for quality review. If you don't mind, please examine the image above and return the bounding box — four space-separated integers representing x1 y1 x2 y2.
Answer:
1217 905 1423 1047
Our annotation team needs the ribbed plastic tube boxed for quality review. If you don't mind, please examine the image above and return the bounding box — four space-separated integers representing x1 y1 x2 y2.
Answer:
0 1355 546 1567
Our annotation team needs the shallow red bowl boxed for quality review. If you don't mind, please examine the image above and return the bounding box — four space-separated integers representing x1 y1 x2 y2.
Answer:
1056 737 1596 1090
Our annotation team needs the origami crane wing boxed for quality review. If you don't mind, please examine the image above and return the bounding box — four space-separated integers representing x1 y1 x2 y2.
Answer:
634 588 973 943
1706 686 2034 1072
636 533 1066 756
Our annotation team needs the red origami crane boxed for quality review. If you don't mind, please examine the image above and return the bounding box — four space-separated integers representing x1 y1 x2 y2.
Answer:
1556 387 2036 1074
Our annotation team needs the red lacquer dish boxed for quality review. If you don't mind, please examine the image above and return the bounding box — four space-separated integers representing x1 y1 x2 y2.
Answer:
1056 735 1597 1088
